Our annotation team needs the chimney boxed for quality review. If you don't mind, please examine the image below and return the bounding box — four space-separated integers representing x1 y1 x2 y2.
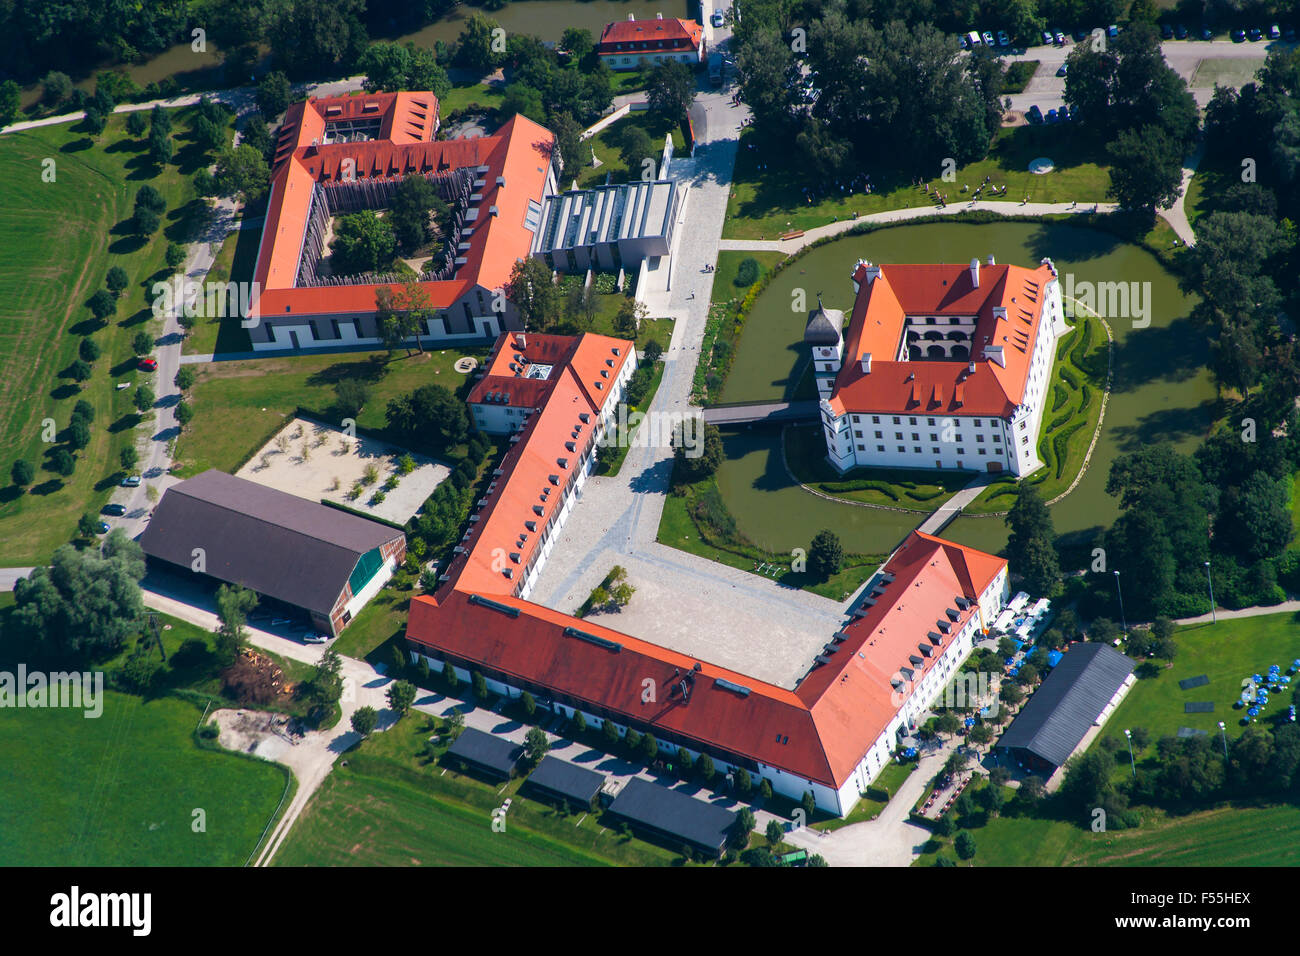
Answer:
968 360 976 374
519 333 526 348
656 11 663 17
861 353 872 374
970 258 980 288
987 254 996 266
627 12 635 19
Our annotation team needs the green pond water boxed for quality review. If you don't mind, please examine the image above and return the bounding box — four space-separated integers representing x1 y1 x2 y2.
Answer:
714 220 1216 558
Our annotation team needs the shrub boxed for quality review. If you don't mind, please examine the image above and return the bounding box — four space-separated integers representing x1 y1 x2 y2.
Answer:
734 257 760 287
78 338 101 363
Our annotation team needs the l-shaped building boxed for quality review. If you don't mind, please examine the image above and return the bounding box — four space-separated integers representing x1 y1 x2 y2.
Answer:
405 330 1011 816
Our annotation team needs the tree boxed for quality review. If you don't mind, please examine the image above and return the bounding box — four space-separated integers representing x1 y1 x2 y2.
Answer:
765 818 784 846
120 446 138 471
11 459 34 487
67 418 91 451
351 705 378 736
388 173 447 255
1005 485 1060 596
561 28 594 65
936 711 962 739
175 366 195 391
807 529 844 580
330 210 396 274
359 41 451 97
125 111 148 138
618 124 655 176
520 690 536 718
214 144 270 204
613 298 646 338
387 680 417 716
641 732 658 763
455 13 504 74
132 331 153 356
0 79 20 128
731 807 756 849
11 532 146 659
82 108 106 138
672 419 723 484
175 400 194 429
78 338 101 364
697 753 716 782
50 448 75 477
133 385 155 414
69 360 92 385
106 267 129 297
133 206 161 237
603 718 620 746
310 649 345 710
1000 682 1024 706
506 257 561 331
525 726 549 764
647 60 695 123
334 379 370 418
549 111 583 176
954 831 977 860
42 71 73 105
472 669 489 701
265 0 368 79
149 126 174 166
801 791 817 819
1106 124 1185 214
571 710 586 734
88 289 116 322
256 71 292 119
442 659 459 690
165 243 186 271
76 512 99 539
214 583 258 664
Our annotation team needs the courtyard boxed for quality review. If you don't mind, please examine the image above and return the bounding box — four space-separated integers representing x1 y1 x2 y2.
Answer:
234 416 449 525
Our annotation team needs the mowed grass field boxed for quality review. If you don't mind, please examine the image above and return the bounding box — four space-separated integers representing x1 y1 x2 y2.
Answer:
0 111 208 564
275 711 681 867
172 345 488 477
0 690 289 866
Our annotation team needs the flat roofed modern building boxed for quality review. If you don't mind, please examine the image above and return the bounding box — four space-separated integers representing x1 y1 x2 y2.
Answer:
524 754 606 809
445 728 524 780
247 92 557 352
817 256 1069 476
607 778 736 857
139 469 405 637
597 14 706 71
997 642 1136 772
531 180 682 274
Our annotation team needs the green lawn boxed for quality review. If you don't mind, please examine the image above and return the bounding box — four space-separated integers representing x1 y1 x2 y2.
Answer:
182 222 261 356
0 690 289 866
576 110 685 190
594 361 666 477
438 80 507 120
0 108 212 564
330 583 413 661
1105 611 1300 744
173 345 487 477
822 759 917 831
724 124 1112 240
274 711 683 866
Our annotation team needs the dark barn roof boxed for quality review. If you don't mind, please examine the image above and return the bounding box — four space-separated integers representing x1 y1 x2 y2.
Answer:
446 728 523 778
607 778 737 854
138 469 402 616
524 755 605 806
997 643 1134 768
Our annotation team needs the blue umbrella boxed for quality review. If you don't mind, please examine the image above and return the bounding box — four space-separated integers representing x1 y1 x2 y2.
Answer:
1248 707 1260 717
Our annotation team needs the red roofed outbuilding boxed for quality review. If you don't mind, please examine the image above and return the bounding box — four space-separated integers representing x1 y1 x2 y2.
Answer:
597 14 705 70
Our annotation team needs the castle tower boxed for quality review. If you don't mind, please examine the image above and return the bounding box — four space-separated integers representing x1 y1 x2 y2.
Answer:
804 293 845 400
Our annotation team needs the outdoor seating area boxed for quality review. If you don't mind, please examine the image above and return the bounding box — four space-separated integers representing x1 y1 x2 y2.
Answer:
919 770 973 820
1234 661 1298 724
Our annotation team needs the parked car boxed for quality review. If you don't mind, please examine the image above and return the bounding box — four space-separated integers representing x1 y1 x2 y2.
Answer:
1107 24 1118 38
1046 108 1059 123
997 29 1010 46
103 503 127 516
1174 23 1187 39
711 10 724 27
1041 29 1053 45
1248 27 1262 41
120 474 141 487
982 30 995 46
1232 29 1246 42
137 357 157 372
959 34 969 48
1056 62 1068 76
1268 24 1280 39
1027 104 1043 123
1054 31 1066 44
1058 104 1071 121
96 521 111 534
1201 27 1213 40
303 633 330 645
1160 23 1173 39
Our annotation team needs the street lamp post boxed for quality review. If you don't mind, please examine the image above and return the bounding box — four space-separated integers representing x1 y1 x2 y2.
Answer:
1124 728 1135 777
1204 560 1217 624
1218 721 1228 759
1113 570 1127 635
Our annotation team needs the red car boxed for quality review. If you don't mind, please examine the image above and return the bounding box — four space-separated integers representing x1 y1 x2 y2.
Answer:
137 357 158 372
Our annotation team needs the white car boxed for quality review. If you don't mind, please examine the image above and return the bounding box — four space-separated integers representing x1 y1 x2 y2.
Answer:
303 632 330 644
711 10 724 27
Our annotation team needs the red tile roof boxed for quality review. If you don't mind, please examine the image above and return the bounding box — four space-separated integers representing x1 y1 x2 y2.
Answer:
830 261 1055 418
597 17 704 53
250 99 555 321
